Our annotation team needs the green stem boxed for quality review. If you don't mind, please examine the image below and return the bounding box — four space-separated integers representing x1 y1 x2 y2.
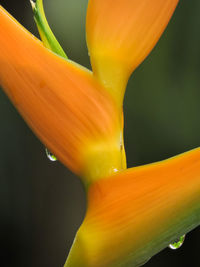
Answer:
31 0 67 58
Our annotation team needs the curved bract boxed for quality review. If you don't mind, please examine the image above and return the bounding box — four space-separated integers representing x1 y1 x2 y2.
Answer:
86 0 179 105
66 148 200 267
0 6 121 177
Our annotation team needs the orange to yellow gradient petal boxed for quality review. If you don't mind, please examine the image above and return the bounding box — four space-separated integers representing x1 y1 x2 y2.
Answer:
66 148 200 267
0 6 123 179
86 0 179 104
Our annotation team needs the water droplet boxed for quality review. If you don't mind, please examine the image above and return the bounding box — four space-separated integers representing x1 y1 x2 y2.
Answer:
45 148 57 161
168 235 185 250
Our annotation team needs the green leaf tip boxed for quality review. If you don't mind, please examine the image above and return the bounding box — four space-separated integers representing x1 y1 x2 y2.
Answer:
30 0 36 10
30 0 68 59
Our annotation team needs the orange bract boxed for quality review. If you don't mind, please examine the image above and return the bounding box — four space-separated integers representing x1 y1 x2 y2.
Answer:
86 0 179 103
66 148 200 267
0 6 118 174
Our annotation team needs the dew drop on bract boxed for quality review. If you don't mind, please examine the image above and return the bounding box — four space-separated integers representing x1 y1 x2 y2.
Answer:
168 235 185 250
45 148 57 161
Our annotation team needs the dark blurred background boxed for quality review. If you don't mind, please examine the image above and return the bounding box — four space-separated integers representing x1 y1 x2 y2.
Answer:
0 0 200 266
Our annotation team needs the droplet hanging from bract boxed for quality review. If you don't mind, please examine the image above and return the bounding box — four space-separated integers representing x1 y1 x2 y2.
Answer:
45 148 57 161
168 235 185 250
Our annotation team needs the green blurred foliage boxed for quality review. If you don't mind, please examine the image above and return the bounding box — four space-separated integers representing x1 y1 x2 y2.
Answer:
0 0 200 266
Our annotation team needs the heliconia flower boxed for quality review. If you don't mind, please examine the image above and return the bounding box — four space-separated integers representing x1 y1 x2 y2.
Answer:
1 1 200 267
